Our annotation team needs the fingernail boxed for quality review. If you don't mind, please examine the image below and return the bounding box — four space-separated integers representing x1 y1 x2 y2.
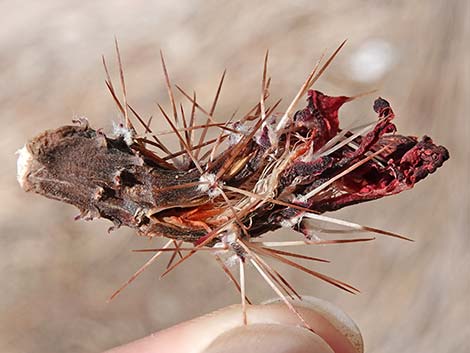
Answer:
262 296 363 353
203 323 334 353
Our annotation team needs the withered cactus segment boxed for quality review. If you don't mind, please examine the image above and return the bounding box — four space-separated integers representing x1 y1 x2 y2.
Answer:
17 90 449 244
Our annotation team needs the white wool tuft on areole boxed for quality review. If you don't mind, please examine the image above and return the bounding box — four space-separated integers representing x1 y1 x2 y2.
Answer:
112 121 134 146
16 145 33 189
197 173 222 198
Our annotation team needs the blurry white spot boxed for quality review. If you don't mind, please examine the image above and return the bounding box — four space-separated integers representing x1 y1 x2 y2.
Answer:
198 173 222 198
228 122 249 146
219 231 237 245
280 215 302 228
349 39 396 83
197 173 216 192
112 121 134 146
224 254 240 268
16 145 32 188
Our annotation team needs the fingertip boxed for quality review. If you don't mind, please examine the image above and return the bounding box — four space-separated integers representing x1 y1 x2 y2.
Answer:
203 323 334 353
262 296 363 353
104 298 363 353
244 300 363 353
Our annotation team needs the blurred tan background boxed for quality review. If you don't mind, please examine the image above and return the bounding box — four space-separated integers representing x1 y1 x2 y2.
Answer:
1 1 468 352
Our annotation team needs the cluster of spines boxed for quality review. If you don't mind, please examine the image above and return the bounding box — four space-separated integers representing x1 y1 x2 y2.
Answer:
102 39 413 331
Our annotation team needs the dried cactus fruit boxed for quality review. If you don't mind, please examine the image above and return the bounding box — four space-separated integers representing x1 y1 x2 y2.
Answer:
17 41 449 331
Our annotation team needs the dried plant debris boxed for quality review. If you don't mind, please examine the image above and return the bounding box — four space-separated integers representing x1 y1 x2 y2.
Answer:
16 42 448 330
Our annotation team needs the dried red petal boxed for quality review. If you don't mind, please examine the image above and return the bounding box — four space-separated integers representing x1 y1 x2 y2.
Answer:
294 90 351 149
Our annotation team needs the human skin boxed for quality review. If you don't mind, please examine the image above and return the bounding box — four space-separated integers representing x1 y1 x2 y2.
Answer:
105 297 363 353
